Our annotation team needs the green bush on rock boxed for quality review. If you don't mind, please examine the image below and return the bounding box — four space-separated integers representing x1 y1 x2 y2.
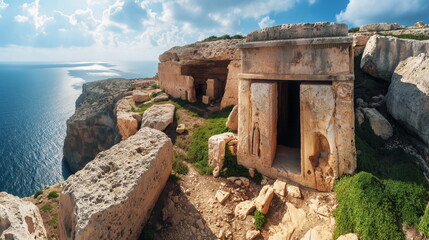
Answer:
254 210 266 230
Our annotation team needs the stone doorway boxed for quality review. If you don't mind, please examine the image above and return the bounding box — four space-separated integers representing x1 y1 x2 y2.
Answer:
273 81 301 174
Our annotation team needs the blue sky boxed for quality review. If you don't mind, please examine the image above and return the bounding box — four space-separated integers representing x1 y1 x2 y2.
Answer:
0 0 427 62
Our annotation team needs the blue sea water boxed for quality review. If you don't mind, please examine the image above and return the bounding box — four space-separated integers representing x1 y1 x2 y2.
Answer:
0 61 157 197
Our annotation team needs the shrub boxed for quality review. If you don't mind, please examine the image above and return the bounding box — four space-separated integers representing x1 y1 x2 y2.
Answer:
419 207 429 237
150 90 164 99
202 34 245 42
380 34 429 41
34 190 43 199
47 191 59 199
333 172 403 240
188 107 232 174
254 210 266 230
41 204 52 212
150 84 159 89
348 27 360 33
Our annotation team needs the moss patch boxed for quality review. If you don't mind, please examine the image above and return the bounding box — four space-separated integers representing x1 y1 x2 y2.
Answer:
254 210 266 230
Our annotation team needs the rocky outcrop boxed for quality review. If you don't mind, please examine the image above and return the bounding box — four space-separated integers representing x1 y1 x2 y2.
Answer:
59 127 173 240
0 192 47 240
115 98 140 141
386 53 429 146
360 35 429 81
158 39 243 108
360 23 399 32
246 22 348 42
63 78 156 172
208 132 236 177
141 104 175 131
361 108 393 140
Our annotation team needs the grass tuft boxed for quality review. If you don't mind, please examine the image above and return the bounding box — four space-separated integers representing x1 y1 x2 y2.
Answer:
47 191 59 199
34 190 43 199
254 210 266 230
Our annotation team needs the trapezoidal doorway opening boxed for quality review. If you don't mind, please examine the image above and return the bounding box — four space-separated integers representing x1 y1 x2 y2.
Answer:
272 81 301 175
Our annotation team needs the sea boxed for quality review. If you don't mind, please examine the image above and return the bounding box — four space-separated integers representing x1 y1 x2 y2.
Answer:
0 61 157 197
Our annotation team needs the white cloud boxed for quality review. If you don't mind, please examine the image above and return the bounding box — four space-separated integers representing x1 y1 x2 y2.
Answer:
21 0 54 31
336 0 429 26
258 16 275 28
14 15 29 23
308 0 317 4
0 0 8 10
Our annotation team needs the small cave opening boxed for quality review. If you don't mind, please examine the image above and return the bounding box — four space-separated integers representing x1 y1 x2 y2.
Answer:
181 60 231 102
273 81 302 174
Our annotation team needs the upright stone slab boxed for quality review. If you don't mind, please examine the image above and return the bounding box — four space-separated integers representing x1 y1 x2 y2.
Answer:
59 128 173 240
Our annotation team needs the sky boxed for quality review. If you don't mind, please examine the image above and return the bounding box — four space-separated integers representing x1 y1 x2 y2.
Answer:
0 0 427 62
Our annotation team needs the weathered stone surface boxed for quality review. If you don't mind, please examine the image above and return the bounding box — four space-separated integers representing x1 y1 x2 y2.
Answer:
414 21 426 28
63 78 139 172
337 233 359 240
132 90 150 102
234 200 255 220
360 23 399 32
202 95 210 105
301 226 332 240
255 185 274 214
115 98 138 141
268 203 307 240
215 190 230 204
59 128 173 240
141 104 175 131
153 93 169 102
159 39 243 62
221 60 241 109
176 124 185 134
208 132 236 175
361 108 393 140
386 53 429 146
246 22 348 42
286 185 302 199
273 179 287 196
0 192 47 240
361 35 429 81
246 230 260 240
226 105 238 131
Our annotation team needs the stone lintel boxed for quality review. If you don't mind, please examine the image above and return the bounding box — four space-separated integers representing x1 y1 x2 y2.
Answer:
238 73 354 81
237 37 353 49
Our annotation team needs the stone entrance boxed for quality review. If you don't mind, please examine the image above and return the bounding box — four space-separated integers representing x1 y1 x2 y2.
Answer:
237 23 357 191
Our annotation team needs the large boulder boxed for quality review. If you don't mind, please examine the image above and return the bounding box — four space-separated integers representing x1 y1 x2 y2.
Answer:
63 78 155 172
361 108 393 140
115 98 139 141
386 53 429 146
141 104 175 131
359 23 399 32
59 127 173 240
361 35 429 81
0 192 47 240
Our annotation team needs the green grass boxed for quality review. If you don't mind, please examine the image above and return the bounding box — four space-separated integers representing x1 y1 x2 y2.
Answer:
188 107 233 174
202 34 245 42
254 210 266 230
173 150 189 175
150 90 164 99
333 172 404 240
150 84 159 89
132 98 203 118
41 204 52 212
47 191 59 199
380 34 429 41
48 213 58 228
221 147 262 183
34 190 43 199
419 207 429 237
349 27 360 33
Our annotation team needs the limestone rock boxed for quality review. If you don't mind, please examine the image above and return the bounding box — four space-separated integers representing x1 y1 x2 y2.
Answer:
141 104 175 131
227 177 250 187
115 98 138 141
59 127 173 240
246 22 348 42
159 39 243 62
226 105 238 131
202 95 210 104
301 226 332 240
361 108 393 140
176 124 186 134
414 21 426 28
287 185 302 199
208 133 236 174
132 90 150 103
360 23 399 32
215 190 230 204
337 233 359 240
246 230 261 240
268 203 307 240
255 185 274 214
234 200 255 220
0 192 47 240
63 78 146 172
153 93 169 102
360 35 429 81
355 108 364 125
273 179 287 196
386 53 429 146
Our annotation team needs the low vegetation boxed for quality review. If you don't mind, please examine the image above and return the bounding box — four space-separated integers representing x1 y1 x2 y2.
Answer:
254 210 266 230
150 90 164 99
202 34 245 42
48 213 58 228
348 27 360 33
173 150 189 175
41 204 52 212
380 33 429 41
47 191 59 199
34 190 43 199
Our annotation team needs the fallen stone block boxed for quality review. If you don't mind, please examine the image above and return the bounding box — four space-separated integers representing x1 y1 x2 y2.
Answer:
176 124 186 134
273 179 287 196
59 127 173 240
255 185 274 214
141 104 175 131
215 190 230 204
133 90 150 103
287 185 302 199
361 108 393 140
234 200 255 220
